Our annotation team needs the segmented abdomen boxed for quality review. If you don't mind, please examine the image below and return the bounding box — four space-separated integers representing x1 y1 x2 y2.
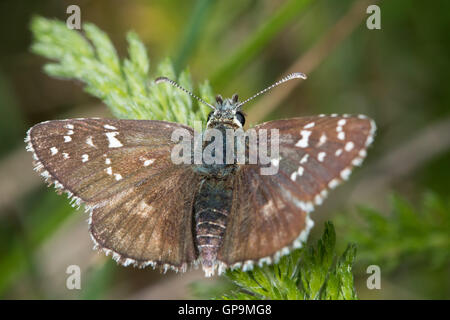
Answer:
194 177 234 276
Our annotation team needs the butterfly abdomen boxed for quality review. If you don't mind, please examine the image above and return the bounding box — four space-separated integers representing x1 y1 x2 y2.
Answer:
194 176 234 277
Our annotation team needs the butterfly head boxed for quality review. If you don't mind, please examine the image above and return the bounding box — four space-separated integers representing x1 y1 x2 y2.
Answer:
207 94 245 128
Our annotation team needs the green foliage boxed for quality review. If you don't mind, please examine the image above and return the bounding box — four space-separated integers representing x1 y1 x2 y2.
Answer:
336 193 450 272
173 0 217 72
210 0 312 88
0 188 74 296
30 16 213 126
81 260 116 300
0 71 25 157
189 278 236 300
220 222 358 300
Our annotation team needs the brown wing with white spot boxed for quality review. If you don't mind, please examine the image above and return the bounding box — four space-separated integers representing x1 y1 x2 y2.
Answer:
26 118 200 270
26 119 194 203
258 115 376 203
218 115 375 269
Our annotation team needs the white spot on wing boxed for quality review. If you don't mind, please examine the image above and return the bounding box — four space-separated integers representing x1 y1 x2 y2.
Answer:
300 154 309 164
82 154 89 162
105 167 112 175
143 159 155 166
64 136 72 142
318 152 326 162
50 147 58 155
304 122 315 129
290 172 297 181
345 141 354 152
314 194 323 205
317 133 327 147
86 136 95 148
295 130 311 148
114 173 122 181
104 124 118 130
291 166 304 182
336 119 347 142
105 132 123 148
359 149 367 158
328 178 340 189
340 168 352 180
352 157 363 166
366 120 375 146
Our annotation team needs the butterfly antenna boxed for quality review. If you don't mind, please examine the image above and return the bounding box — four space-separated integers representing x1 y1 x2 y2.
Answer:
236 72 307 109
155 77 216 110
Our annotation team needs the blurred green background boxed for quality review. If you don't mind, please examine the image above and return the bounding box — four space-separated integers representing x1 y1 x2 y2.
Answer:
0 0 449 299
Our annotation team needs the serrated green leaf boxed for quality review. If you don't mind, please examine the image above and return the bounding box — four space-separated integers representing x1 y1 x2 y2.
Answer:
30 16 210 127
220 222 357 300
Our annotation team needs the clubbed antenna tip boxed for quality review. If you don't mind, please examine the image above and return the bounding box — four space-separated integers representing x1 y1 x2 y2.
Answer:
154 76 170 84
236 72 307 108
291 72 307 80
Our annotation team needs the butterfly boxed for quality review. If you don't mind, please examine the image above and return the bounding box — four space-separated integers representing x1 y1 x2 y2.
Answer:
25 73 375 277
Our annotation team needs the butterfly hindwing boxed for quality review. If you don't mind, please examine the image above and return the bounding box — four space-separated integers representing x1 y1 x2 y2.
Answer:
26 118 200 270
218 115 376 268
218 165 312 270
89 164 200 270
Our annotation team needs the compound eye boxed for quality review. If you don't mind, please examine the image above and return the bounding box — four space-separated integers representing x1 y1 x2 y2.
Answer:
235 111 245 126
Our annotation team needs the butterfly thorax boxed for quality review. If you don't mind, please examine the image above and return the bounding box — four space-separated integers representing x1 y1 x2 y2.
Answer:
195 98 243 177
192 97 245 275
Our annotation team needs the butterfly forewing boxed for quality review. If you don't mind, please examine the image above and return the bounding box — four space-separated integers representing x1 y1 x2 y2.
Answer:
256 115 375 204
218 115 375 268
27 119 191 202
26 118 200 270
